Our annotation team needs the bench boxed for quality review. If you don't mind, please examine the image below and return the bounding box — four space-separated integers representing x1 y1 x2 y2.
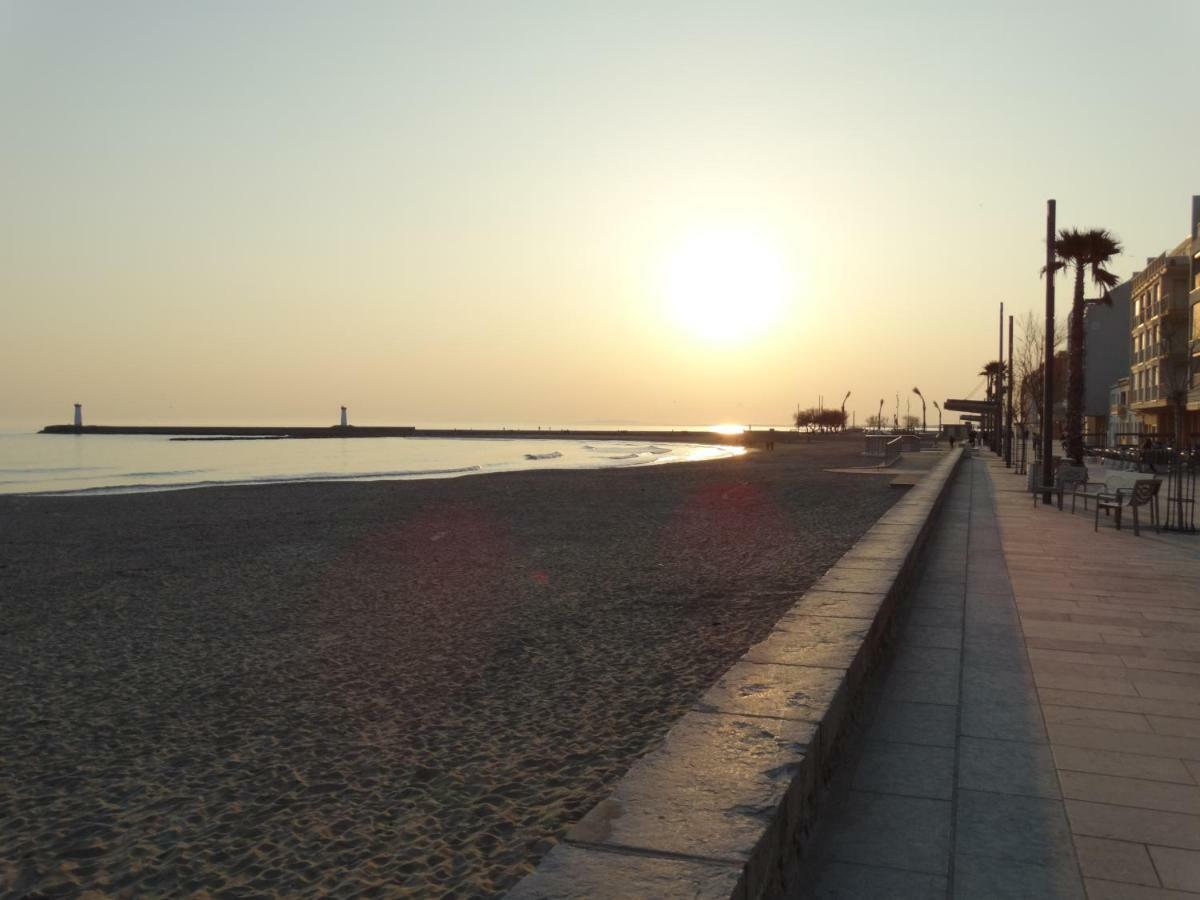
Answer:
1070 471 1148 513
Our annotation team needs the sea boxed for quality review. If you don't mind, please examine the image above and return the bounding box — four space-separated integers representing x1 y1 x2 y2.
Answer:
0 425 750 496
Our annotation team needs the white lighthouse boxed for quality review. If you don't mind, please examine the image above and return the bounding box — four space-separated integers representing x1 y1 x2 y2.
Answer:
340 406 348 427
74 403 83 428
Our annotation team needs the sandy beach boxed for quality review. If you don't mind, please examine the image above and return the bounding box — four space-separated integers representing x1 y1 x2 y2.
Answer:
1 439 902 898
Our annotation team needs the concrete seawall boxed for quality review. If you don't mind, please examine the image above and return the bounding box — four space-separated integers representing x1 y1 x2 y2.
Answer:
508 448 966 900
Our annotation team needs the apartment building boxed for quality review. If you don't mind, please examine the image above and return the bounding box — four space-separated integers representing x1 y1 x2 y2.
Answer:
1107 376 1136 446
1083 280 1130 439
1129 235 1192 437
1188 196 1200 440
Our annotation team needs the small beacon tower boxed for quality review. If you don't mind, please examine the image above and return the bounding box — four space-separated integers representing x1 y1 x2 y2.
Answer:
74 403 83 429
340 406 348 427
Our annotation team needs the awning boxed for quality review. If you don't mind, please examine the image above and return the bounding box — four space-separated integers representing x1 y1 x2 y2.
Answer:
943 399 997 415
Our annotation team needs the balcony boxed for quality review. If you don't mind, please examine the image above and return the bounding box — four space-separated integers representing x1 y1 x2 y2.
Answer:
1131 385 1168 406
1133 340 1188 367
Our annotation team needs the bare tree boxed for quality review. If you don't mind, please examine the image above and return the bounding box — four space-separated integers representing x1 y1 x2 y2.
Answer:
793 407 847 432
1014 310 1066 425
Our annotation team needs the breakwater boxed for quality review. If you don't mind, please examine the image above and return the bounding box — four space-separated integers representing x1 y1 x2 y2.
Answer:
39 425 796 446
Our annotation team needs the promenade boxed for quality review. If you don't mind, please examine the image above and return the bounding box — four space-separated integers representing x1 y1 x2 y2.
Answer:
796 453 1200 899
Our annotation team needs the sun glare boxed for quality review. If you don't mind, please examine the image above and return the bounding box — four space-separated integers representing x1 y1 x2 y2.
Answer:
659 225 792 343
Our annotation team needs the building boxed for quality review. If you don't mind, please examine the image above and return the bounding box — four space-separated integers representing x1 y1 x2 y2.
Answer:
1083 280 1130 441
1188 196 1200 442
1129 235 1192 439
1107 376 1136 446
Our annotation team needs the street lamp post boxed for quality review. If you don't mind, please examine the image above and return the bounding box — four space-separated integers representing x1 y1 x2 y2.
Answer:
878 398 884 432
1041 200 1056 504
841 391 851 431
913 387 926 433
933 401 943 434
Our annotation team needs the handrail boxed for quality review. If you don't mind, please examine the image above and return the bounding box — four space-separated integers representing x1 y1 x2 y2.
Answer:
884 436 902 465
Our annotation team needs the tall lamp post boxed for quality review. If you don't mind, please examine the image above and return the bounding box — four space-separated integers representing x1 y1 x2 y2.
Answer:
878 398 885 432
841 391 851 431
1041 200 1057 504
913 387 926 433
933 401 943 434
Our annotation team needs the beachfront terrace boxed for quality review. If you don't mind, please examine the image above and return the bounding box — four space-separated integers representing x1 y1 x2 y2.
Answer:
796 453 1200 898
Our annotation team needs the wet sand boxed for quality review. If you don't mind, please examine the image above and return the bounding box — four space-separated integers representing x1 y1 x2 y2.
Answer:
1 440 902 898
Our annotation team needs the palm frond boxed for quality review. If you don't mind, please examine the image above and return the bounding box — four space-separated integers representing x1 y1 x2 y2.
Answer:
1055 228 1091 264
1084 229 1123 261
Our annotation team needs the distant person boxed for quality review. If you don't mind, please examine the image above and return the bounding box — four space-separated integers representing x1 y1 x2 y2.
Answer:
1141 436 1158 474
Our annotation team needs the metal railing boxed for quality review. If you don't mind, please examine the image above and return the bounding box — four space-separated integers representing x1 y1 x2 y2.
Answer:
1088 446 1198 533
1131 386 1168 404
884 436 903 465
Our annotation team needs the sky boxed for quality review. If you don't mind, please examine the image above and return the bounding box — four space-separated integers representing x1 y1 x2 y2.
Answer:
2 0 1198 429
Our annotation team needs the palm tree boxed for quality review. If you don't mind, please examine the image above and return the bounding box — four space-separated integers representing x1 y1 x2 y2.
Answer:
1055 228 1123 464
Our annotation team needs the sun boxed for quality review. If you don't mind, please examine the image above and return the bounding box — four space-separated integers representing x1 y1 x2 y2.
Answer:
659 224 792 343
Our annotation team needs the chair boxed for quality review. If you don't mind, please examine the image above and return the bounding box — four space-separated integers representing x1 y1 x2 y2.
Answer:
1095 479 1162 536
1071 478 1108 513
1036 463 1087 510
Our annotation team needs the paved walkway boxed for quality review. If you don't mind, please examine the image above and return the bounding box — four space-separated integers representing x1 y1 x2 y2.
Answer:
793 453 1200 899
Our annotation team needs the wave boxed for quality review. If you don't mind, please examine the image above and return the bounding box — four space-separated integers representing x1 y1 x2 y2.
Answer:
124 469 209 478
0 466 109 475
583 443 672 455
27 466 484 497
524 451 562 460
